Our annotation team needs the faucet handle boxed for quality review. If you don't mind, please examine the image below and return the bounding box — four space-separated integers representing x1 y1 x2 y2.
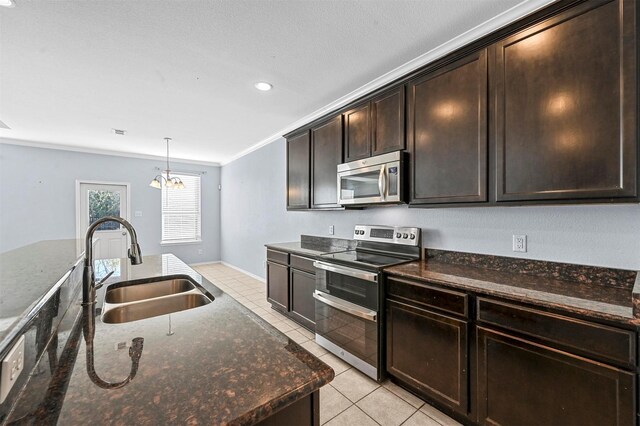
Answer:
95 270 115 290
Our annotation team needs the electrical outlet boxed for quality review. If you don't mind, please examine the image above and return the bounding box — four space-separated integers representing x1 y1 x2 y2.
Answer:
198 249 203 255
513 235 527 252
329 225 334 235
1 335 25 403
134 210 143 217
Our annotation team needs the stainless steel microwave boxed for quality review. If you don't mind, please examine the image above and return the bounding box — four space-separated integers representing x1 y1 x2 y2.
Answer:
337 151 405 206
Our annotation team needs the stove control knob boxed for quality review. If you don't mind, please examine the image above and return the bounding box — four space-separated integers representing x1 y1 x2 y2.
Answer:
402 233 408 239
410 234 416 240
396 233 402 238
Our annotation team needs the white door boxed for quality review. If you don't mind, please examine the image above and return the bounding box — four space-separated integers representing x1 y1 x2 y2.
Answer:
77 182 130 260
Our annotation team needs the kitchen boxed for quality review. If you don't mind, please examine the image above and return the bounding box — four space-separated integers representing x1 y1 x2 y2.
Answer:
0 1 640 424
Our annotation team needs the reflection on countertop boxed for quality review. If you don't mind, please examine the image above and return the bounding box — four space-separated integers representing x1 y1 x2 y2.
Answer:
7 254 333 425
0 239 85 355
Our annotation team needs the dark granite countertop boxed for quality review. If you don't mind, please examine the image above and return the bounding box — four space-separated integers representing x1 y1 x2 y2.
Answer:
16 254 333 425
386 254 639 327
0 240 85 355
265 235 355 258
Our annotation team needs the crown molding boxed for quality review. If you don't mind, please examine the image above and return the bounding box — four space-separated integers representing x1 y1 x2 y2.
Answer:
0 137 221 167
221 0 556 166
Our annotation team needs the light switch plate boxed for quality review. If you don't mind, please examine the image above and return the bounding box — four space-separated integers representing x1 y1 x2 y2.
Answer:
1 335 25 403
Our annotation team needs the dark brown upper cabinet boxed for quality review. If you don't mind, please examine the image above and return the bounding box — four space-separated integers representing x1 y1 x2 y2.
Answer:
311 115 343 208
494 0 637 202
286 131 310 210
344 86 405 162
408 49 488 205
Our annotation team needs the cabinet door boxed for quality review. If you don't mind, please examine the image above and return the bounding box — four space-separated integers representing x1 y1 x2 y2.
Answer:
286 132 310 209
266 261 289 311
311 116 343 208
409 50 488 204
343 103 371 161
386 299 468 414
289 268 316 330
494 0 637 201
372 87 405 156
477 327 636 426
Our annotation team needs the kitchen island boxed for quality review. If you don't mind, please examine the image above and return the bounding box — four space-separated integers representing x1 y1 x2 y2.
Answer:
5 254 333 425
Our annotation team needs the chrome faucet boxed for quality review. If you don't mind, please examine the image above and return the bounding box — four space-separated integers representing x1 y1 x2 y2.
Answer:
82 216 142 305
82 216 144 390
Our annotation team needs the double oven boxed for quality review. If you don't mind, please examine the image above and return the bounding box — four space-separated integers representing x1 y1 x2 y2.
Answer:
313 225 420 381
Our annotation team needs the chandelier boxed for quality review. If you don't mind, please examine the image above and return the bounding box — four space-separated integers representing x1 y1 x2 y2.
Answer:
149 137 185 189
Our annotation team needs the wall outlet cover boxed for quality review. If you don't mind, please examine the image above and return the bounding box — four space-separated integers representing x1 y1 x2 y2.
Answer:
134 211 143 217
329 225 334 235
513 235 527 252
1 335 25 403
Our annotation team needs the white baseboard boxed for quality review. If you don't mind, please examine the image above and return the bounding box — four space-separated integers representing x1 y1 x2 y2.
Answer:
188 260 221 266
221 261 266 283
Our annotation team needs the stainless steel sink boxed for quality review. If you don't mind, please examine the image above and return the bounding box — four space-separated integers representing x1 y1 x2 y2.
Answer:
105 278 195 303
101 276 213 324
102 293 211 324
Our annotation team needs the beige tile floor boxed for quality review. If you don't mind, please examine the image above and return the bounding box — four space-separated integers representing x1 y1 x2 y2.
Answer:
193 263 462 426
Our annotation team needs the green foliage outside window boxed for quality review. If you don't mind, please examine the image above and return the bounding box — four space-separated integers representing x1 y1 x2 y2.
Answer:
89 190 121 230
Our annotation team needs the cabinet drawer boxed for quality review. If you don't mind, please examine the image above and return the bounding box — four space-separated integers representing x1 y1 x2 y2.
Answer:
267 249 289 265
290 254 316 274
386 277 468 317
477 298 636 368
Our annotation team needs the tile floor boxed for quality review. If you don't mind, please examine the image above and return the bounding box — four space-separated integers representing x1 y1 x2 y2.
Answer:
193 262 462 426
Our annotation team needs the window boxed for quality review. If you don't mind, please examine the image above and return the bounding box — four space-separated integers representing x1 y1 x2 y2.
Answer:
161 173 202 244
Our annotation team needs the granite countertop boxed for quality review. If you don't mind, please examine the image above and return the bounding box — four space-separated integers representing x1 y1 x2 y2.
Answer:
0 239 85 353
386 256 639 327
21 254 333 425
265 235 355 258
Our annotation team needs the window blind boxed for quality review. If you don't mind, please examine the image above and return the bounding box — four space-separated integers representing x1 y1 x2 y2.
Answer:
161 173 202 243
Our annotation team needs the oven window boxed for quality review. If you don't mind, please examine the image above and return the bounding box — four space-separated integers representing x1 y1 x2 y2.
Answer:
324 271 377 310
340 170 381 201
315 303 378 369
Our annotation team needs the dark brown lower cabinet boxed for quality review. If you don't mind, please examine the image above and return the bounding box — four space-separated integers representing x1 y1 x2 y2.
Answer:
290 269 316 329
256 390 319 426
386 299 469 415
266 249 316 330
476 326 636 426
266 261 289 311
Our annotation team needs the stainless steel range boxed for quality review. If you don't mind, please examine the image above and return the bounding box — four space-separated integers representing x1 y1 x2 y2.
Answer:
313 225 421 381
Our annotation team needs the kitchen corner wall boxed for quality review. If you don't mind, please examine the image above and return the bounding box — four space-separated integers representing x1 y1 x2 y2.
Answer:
0 141 221 264
221 138 640 278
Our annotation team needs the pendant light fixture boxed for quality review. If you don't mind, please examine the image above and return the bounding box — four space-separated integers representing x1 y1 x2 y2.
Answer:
149 138 185 189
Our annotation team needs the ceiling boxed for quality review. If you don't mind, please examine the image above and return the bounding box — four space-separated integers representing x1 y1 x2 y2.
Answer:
0 0 553 165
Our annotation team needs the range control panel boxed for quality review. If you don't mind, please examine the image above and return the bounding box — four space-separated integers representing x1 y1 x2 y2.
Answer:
353 225 421 246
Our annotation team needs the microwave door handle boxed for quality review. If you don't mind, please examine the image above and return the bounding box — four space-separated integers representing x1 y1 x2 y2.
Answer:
378 164 386 201
313 290 377 322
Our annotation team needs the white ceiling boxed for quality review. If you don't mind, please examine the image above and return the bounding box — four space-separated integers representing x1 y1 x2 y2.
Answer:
0 0 553 165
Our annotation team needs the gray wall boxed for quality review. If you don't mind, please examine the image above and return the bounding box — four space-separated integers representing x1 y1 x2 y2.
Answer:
221 138 640 278
0 142 221 264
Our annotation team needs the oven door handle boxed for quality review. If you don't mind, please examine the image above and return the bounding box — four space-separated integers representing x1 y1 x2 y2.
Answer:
313 290 377 322
313 261 378 282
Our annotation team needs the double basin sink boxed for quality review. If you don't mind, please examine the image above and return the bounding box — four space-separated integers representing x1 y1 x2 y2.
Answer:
101 276 214 324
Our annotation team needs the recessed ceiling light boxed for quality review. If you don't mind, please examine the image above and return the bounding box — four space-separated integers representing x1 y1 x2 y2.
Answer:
254 82 273 91
0 0 16 8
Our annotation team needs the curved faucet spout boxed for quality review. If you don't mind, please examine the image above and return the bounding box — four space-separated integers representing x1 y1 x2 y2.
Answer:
83 216 143 305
